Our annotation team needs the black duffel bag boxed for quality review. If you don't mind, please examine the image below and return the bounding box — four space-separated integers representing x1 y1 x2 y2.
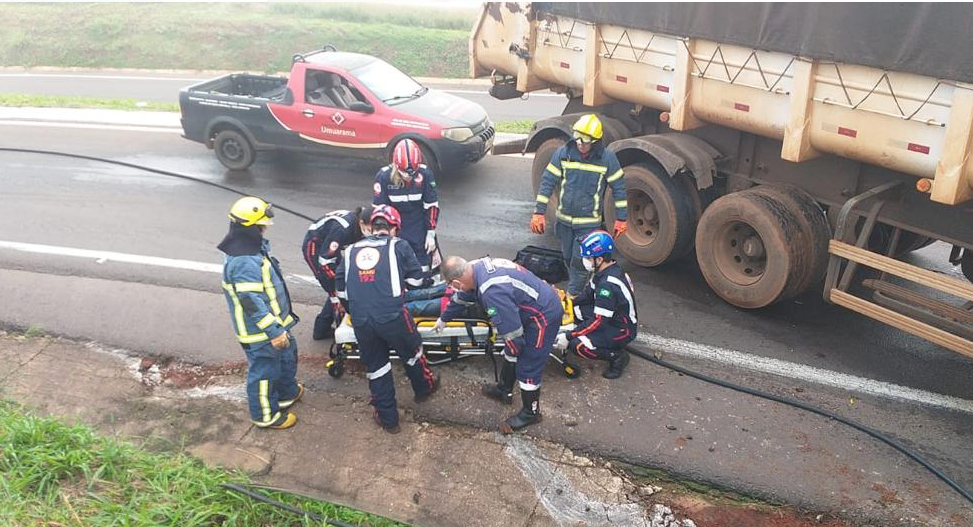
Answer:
514 245 568 284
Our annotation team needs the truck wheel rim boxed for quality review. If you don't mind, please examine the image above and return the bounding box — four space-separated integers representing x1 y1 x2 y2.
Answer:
715 221 766 285
222 139 243 161
628 189 660 244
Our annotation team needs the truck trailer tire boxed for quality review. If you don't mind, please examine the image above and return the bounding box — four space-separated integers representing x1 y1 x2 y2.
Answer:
214 129 256 171
612 162 696 267
750 184 831 296
695 188 808 308
531 137 566 227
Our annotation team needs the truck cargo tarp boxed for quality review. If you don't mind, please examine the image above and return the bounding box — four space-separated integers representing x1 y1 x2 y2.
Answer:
535 2 973 84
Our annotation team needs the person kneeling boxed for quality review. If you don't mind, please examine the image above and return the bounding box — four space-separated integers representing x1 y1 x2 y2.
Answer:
555 231 637 379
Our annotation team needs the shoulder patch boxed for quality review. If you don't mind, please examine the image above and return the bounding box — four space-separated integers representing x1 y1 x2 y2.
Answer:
373 182 382 195
598 288 612 298
486 306 498 316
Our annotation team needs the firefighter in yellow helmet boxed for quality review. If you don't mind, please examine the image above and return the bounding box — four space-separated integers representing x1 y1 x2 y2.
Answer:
531 114 628 295
218 196 303 430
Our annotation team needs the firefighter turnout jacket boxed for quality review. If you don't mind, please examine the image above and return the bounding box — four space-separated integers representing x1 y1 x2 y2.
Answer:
535 140 627 226
335 234 427 325
373 164 439 250
221 239 297 346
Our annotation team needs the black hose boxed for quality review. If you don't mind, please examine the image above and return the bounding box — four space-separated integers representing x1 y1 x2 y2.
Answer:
0 147 317 222
5 147 970 509
625 344 973 507
221 482 358 527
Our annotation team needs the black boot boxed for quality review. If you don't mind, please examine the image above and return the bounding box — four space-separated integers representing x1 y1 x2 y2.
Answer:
500 389 541 434
312 313 334 341
602 349 630 379
481 360 515 405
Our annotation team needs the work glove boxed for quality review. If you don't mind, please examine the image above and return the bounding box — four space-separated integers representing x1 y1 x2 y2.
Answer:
554 332 569 351
432 318 447 333
270 332 290 350
613 219 628 238
425 230 437 254
530 213 546 235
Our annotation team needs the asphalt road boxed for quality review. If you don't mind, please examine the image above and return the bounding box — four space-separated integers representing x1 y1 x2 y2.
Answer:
0 70 568 123
1 119 972 525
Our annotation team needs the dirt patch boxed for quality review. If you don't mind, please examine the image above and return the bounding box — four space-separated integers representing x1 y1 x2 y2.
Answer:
670 495 854 527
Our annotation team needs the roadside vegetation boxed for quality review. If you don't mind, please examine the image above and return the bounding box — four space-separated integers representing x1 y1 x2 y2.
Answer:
0 2 476 77
0 401 405 526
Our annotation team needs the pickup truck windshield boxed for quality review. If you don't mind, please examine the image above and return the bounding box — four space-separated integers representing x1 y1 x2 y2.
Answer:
353 59 425 104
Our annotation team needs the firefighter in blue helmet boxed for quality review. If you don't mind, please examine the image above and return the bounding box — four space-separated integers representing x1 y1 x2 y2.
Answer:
374 138 441 282
437 255 563 433
218 196 302 430
531 114 628 295
335 205 440 434
301 207 367 340
554 231 637 379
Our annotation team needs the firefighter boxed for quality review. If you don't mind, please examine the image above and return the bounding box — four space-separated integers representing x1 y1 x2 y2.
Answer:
554 231 637 379
218 196 302 430
301 207 367 340
373 138 441 283
437 255 563 433
335 205 440 434
531 114 628 295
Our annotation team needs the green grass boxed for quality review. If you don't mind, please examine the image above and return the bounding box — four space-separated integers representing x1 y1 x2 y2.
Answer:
0 401 407 526
0 93 179 112
0 3 477 77
494 119 534 134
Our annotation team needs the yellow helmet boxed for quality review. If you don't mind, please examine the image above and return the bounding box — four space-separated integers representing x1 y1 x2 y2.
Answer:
572 113 603 141
228 196 274 226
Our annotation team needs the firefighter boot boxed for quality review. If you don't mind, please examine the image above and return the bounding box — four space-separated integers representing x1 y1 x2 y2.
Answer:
500 389 541 434
603 349 630 379
481 360 515 405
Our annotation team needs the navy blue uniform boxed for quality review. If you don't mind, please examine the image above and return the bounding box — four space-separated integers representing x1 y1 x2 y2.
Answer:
534 140 627 294
442 258 563 391
373 164 440 279
221 238 300 427
301 210 361 336
335 234 436 428
568 262 638 359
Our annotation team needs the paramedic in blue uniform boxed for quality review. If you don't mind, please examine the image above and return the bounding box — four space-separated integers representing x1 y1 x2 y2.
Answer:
335 204 440 434
437 255 563 433
301 207 366 340
531 114 628 295
218 196 302 430
373 138 441 282
554 231 637 379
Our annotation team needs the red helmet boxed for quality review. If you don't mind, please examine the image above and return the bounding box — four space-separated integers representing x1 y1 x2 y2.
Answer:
392 138 422 173
370 204 402 229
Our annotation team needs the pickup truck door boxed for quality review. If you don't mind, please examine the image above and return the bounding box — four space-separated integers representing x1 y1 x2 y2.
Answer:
273 66 390 158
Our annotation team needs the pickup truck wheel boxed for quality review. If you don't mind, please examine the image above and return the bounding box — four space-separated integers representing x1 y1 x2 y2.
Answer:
696 188 806 308
531 137 566 228
612 162 696 267
214 129 255 171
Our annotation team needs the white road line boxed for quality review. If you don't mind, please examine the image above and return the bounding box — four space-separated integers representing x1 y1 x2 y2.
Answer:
5 238 972 413
0 120 180 134
635 333 973 415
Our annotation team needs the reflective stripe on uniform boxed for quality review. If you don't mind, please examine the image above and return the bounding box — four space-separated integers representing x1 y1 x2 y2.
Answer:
560 161 607 174
479 275 539 299
259 379 271 423
389 239 402 297
556 211 601 225
578 335 594 350
253 411 282 428
502 351 518 363
388 193 424 202
261 258 282 316
406 349 424 366
222 282 269 344
606 168 624 183
256 313 276 329
367 362 392 380
614 200 628 208
423 200 439 209
594 306 614 317
546 163 562 178
606 276 637 323
232 282 264 292
519 380 540 391
535 194 549 204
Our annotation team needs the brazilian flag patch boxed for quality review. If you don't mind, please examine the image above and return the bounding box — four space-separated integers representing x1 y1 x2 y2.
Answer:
598 288 612 298
487 306 497 316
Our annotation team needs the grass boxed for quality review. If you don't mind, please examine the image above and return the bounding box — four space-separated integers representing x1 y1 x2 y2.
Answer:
0 93 179 112
494 119 534 134
0 401 407 526
0 3 477 77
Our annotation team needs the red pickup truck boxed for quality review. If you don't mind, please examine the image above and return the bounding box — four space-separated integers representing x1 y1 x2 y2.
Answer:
179 47 494 174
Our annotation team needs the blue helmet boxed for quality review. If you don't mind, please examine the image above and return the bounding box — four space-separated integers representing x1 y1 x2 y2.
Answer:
579 230 614 258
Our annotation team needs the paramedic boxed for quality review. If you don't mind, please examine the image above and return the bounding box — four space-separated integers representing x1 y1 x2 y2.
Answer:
554 231 637 379
335 205 440 434
301 207 367 340
218 196 302 430
437 256 563 433
373 138 441 282
530 114 628 295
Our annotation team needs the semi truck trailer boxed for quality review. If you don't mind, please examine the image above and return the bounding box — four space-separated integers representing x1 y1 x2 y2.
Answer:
470 2 973 358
